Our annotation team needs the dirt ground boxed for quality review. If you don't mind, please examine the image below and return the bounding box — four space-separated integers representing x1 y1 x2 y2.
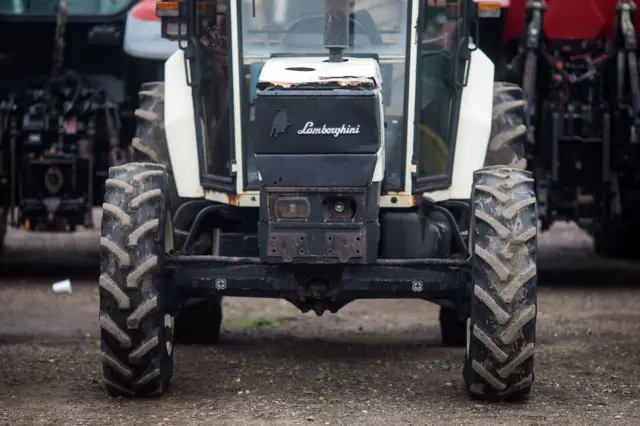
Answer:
1 212 640 425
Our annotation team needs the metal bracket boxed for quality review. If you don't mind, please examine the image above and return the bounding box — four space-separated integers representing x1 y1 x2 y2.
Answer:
618 0 637 51
524 0 546 50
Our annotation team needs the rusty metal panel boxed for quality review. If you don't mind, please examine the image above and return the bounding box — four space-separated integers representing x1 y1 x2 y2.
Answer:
267 231 310 263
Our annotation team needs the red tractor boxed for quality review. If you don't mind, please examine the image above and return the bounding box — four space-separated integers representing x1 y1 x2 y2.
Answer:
477 0 640 257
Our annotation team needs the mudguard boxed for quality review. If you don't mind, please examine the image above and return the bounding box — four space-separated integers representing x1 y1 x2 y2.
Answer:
164 50 204 198
426 48 495 202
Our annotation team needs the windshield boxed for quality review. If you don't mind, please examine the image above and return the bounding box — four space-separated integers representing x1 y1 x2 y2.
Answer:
240 0 410 188
0 0 133 15
241 0 408 55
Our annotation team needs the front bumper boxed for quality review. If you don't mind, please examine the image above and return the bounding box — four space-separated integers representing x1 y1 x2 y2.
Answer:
166 254 470 313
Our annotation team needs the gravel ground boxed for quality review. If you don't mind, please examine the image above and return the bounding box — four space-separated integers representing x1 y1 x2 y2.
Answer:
1 214 640 425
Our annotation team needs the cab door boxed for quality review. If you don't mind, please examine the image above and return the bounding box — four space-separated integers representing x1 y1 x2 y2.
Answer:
413 0 468 191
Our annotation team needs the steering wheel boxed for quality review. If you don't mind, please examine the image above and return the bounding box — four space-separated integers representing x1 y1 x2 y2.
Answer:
280 13 383 48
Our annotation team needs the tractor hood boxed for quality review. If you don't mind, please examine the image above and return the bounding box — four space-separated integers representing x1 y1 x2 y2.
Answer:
257 56 381 90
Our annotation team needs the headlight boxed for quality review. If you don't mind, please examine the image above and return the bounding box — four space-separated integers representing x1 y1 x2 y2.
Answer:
275 197 311 220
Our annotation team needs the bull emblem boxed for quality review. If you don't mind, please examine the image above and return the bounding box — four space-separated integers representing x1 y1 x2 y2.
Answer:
269 109 291 138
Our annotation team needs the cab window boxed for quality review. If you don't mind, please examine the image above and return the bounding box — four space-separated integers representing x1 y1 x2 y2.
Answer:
416 0 462 178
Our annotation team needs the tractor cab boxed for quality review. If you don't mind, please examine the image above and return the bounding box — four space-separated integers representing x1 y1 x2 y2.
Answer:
155 0 474 205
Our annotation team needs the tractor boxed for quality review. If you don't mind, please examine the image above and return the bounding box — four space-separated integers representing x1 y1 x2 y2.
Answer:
0 0 236 343
0 0 224 344
98 0 539 402
476 0 640 258
0 0 172 251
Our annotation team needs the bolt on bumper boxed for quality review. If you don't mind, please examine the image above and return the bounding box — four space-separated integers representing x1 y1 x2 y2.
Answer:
166 254 470 302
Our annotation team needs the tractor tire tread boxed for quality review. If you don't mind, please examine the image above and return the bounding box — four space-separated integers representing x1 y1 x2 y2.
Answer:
485 82 527 169
465 166 538 402
131 81 182 212
132 83 170 170
99 162 173 398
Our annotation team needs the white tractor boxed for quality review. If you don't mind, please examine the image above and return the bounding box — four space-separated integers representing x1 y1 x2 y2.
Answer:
98 0 538 402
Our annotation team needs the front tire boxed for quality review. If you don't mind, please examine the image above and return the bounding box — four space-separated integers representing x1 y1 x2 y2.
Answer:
464 166 538 402
99 162 175 397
